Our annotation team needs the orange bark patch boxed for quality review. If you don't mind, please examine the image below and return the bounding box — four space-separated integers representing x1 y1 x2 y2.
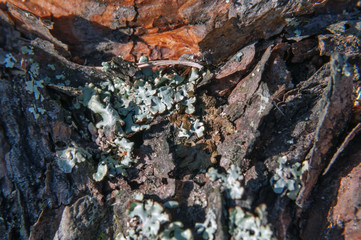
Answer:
141 25 204 60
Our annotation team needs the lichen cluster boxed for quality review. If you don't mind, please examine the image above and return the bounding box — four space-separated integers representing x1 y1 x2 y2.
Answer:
270 156 308 200
207 165 245 199
116 164 275 239
78 57 205 181
117 196 192 240
2 46 206 181
5 46 48 118
56 145 91 173
195 209 217 240
1 46 279 239
206 165 275 240
228 204 274 240
1 53 17 68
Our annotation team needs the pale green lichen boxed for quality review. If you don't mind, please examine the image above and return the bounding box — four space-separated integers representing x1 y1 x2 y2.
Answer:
28 106 40 119
21 46 34 55
270 156 308 200
101 61 111 72
133 104 152 123
234 51 244 62
1 53 17 68
24 61 46 101
56 146 91 173
160 222 193 240
294 29 302 37
195 208 217 240
93 161 108 181
93 155 130 181
28 105 46 119
138 56 149 63
25 79 44 100
124 113 150 134
150 96 166 114
37 107 46 114
206 166 275 238
178 118 205 139
228 204 274 240
30 62 40 77
87 94 125 136
163 201 179 209
207 164 244 199
119 199 192 240
55 74 66 80
134 83 157 106
174 85 188 102
126 199 170 238
114 137 134 165
183 97 196 114
0 53 17 68
118 165 274 239
157 86 174 110
47 64 56 71
78 59 205 181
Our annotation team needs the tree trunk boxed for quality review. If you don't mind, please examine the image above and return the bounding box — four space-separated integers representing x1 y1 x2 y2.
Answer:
1 0 361 239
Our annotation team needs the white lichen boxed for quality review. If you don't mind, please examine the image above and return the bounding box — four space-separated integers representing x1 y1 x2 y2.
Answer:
126 199 170 238
77 58 205 181
93 161 108 181
160 222 193 240
25 79 44 100
270 156 308 200
207 165 244 200
195 208 217 240
56 146 91 173
1 53 17 68
87 94 125 136
228 204 274 240
178 118 205 139
21 46 34 55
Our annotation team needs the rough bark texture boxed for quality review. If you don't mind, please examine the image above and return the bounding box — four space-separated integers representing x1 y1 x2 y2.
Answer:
1 0 361 240
0 0 331 63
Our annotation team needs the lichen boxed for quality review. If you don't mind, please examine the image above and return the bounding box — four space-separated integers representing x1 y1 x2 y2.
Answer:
55 74 66 80
56 146 91 173
77 59 205 181
160 222 193 240
48 64 56 71
1 53 17 68
20 46 34 55
93 161 108 181
30 62 40 77
178 118 205 139
207 164 244 199
117 164 274 239
195 208 217 240
28 106 40 119
270 156 309 200
126 199 170 239
25 79 44 100
228 204 274 240
87 94 125 136
24 61 46 101
202 165 275 239
119 198 192 240
28 105 46 119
